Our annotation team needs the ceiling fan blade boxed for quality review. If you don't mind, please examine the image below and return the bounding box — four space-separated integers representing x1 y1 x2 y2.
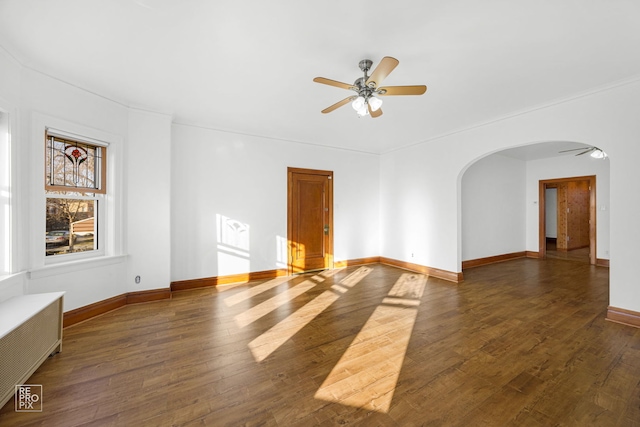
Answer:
378 85 427 96
559 147 592 153
313 77 356 91
368 104 383 118
365 56 399 88
321 96 357 114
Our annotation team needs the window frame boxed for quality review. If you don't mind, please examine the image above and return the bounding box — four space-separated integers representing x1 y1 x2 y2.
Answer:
43 128 109 262
29 114 122 271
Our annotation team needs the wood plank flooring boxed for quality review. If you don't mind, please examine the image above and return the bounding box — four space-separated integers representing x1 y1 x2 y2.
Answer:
1 259 640 426
546 239 590 263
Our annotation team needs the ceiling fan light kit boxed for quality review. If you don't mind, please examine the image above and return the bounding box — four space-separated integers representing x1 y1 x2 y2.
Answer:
368 96 383 111
352 96 381 117
313 56 427 118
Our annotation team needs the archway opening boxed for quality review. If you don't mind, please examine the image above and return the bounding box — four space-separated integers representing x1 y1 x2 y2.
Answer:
460 141 609 270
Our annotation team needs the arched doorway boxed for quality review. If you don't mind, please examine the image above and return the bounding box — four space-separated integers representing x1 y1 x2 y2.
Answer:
460 141 609 270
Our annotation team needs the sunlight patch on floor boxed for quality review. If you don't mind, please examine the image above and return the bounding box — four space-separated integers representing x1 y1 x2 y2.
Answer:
320 268 343 278
314 273 426 413
249 290 340 362
340 266 372 287
234 279 318 328
247 266 373 362
223 276 293 307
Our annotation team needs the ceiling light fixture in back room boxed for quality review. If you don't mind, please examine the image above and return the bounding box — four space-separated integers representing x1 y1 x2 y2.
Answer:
313 56 427 118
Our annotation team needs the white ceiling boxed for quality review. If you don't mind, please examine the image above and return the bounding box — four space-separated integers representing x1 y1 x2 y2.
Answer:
499 141 592 161
1 0 639 155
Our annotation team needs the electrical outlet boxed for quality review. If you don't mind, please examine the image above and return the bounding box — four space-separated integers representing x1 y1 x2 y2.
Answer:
135 275 141 284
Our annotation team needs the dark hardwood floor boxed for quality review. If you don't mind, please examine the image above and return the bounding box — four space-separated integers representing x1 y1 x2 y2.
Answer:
545 238 591 263
1 259 639 426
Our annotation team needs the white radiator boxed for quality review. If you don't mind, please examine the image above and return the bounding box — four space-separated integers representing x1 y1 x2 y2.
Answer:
0 292 64 408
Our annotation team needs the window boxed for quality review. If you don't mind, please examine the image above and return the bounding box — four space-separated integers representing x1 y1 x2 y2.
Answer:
45 131 107 257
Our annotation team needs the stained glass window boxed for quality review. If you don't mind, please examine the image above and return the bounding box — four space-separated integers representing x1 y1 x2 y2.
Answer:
45 133 106 193
45 131 106 257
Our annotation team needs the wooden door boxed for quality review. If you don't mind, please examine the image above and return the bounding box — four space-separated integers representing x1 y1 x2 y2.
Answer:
567 180 591 250
539 175 596 265
287 168 333 274
556 183 569 250
554 180 591 251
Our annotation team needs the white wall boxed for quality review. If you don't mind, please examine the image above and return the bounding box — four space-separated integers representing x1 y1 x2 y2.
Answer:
461 154 526 261
381 78 640 314
0 48 21 104
526 155 610 258
0 273 25 302
170 124 380 282
27 257 127 311
125 109 172 292
380 143 463 272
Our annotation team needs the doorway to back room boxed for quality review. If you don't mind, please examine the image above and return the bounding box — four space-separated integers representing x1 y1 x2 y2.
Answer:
539 176 595 265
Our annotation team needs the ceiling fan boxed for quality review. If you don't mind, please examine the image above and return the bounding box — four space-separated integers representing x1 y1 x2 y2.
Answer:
313 56 427 118
559 146 607 159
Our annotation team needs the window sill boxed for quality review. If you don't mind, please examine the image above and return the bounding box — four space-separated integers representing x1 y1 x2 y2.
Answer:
28 255 127 280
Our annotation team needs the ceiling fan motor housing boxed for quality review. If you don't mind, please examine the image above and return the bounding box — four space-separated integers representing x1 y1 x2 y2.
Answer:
352 77 374 99
358 59 373 73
